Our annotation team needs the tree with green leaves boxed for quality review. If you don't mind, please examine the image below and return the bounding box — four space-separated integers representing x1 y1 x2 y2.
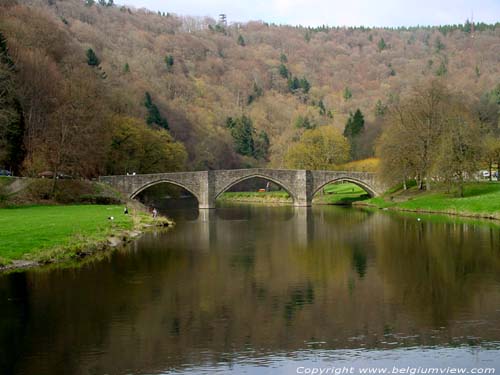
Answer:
436 61 447 76
237 35 245 46
226 116 255 157
280 53 288 63
279 63 289 79
254 130 270 160
318 99 326 115
86 48 100 66
344 109 365 159
285 126 350 169
343 87 352 101
375 99 387 117
144 92 169 130
165 55 174 71
377 38 387 51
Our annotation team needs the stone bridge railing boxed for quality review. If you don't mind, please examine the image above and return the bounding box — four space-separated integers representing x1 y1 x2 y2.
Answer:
99 168 388 209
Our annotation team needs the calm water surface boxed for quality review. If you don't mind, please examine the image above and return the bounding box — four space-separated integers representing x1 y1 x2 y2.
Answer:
1 204 500 374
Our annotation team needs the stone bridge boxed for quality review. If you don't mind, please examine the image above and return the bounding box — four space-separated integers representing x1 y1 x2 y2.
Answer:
99 169 388 209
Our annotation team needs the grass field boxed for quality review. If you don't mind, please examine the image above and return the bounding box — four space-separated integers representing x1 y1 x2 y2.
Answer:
0 205 133 265
361 182 500 219
219 182 370 205
313 183 370 204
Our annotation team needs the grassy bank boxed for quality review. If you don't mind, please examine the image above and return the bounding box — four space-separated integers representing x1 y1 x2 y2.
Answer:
313 183 370 205
358 182 500 220
218 183 370 205
218 191 292 204
0 204 170 269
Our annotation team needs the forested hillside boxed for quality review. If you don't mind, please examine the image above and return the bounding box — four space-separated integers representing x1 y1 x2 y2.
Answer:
0 0 499 177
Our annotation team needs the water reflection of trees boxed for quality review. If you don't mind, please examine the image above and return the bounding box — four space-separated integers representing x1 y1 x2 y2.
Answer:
1 207 500 375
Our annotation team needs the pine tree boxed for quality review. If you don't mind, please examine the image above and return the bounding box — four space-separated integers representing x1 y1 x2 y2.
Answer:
279 63 289 79
299 77 311 93
237 35 246 46
343 87 352 101
377 38 387 51
144 92 169 130
86 48 100 66
280 53 288 63
254 131 270 160
226 116 255 156
165 55 174 71
318 99 326 115
343 109 365 138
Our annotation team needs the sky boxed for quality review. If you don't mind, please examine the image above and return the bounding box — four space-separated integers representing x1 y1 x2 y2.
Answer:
120 0 500 27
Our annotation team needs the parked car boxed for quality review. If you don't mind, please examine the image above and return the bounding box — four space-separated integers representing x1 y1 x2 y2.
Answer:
0 169 12 176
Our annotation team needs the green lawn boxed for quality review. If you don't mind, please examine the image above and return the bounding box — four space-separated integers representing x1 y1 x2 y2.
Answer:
314 183 370 204
0 205 133 263
362 182 500 218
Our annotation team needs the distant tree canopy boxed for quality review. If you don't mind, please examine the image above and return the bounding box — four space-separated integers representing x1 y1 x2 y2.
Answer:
107 116 187 174
144 92 169 130
285 126 350 170
0 0 499 177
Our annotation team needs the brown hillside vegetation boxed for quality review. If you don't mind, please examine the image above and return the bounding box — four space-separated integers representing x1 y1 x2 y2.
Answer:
0 0 499 176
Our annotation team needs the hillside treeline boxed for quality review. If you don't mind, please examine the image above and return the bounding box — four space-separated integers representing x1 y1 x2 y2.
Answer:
0 0 499 177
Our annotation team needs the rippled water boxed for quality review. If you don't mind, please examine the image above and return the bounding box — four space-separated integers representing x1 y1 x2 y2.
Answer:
1 205 500 374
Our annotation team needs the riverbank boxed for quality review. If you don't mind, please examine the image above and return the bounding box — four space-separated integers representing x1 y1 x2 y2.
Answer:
0 204 172 272
356 182 500 220
218 183 369 205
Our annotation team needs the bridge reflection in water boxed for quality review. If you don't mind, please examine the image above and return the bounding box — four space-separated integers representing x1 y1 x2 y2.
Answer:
1 205 500 374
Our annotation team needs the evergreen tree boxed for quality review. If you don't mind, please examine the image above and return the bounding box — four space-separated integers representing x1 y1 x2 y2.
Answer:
375 99 387 117
436 61 447 76
165 55 174 71
0 32 14 68
226 116 255 156
86 48 100 66
280 53 288 63
343 86 352 101
144 92 169 130
343 109 365 138
85 0 95 6
254 130 270 160
299 77 311 93
279 63 289 79
318 99 326 116
237 35 246 46
123 62 130 73
344 109 365 159
377 38 387 51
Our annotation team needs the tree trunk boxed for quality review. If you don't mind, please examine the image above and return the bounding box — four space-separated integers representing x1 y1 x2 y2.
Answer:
489 161 492 181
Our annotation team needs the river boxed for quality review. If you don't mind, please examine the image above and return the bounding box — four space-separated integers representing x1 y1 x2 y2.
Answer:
1 204 500 374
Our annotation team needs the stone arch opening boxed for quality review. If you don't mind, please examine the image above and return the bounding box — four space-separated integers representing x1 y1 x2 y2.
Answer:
215 174 297 204
312 178 376 205
131 180 200 209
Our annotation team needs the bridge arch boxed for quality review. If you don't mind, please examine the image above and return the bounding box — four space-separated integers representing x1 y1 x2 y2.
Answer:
130 179 201 204
214 173 298 204
312 177 378 198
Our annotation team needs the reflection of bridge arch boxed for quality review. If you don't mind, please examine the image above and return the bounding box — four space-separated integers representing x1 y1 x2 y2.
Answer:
214 173 298 203
100 169 388 209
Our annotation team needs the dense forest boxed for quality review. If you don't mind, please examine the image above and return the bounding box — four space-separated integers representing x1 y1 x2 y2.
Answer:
0 0 499 178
